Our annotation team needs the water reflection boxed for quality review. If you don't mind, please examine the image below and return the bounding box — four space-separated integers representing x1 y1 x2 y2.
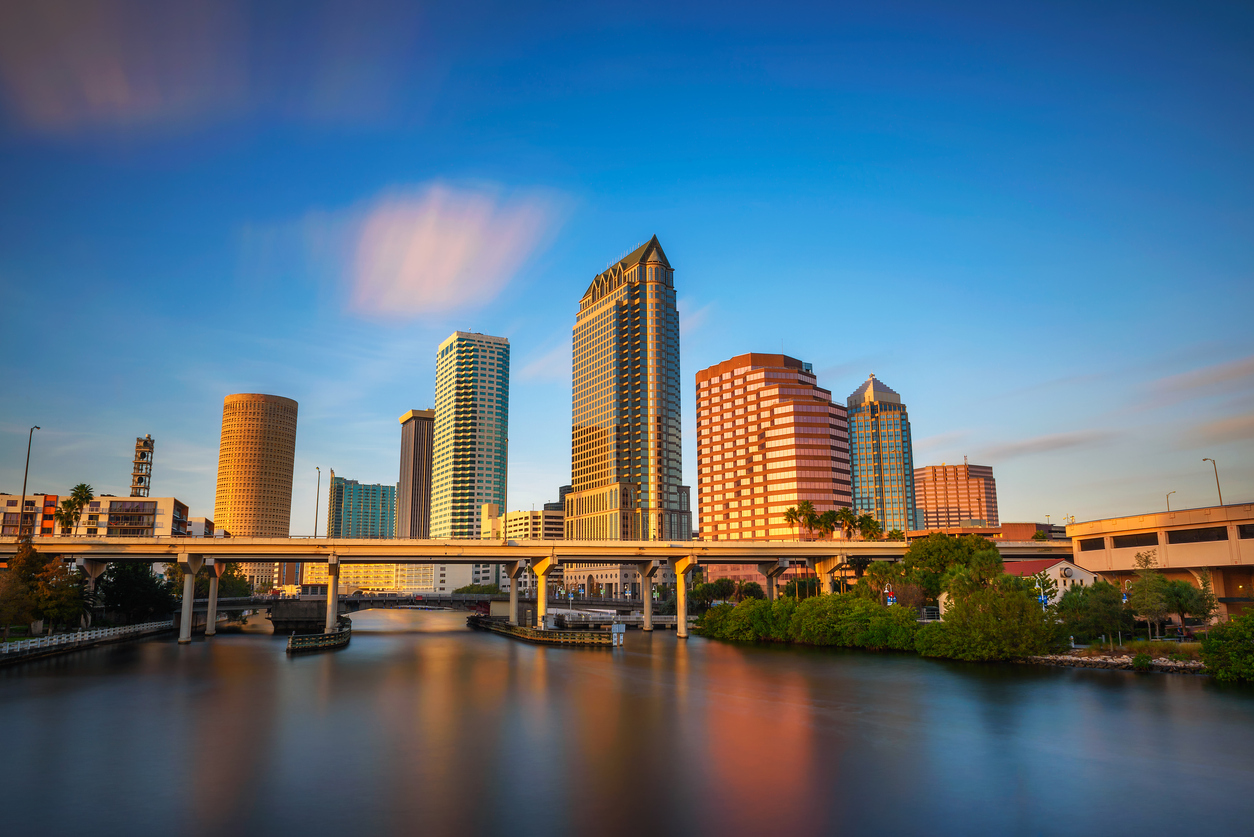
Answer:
1 609 1252 836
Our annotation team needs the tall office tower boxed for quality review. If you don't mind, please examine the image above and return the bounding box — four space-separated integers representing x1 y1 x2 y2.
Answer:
213 393 299 591
397 409 435 538
130 435 154 497
325 471 397 538
430 331 510 552
695 353 851 541
913 460 999 529
566 235 690 541
846 375 917 533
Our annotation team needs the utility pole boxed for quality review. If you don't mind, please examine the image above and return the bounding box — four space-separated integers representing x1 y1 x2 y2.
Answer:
1202 459 1223 506
314 466 321 538
18 426 39 538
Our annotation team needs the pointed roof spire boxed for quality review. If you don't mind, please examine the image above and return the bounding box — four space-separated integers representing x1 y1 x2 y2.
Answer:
847 373 902 407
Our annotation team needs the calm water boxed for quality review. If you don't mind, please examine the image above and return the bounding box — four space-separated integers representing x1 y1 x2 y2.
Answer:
2 610 1253 837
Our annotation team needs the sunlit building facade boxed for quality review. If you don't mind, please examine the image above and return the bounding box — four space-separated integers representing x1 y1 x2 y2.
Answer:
914 461 999 529
846 375 916 533
397 409 435 539
565 235 691 541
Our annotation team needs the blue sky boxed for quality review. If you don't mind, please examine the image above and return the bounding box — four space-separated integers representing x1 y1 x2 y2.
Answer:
1 0 1250 532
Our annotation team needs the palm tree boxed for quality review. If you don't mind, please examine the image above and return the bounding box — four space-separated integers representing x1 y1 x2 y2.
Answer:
54 499 78 536
857 513 883 541
817 510 837 540
886 529 905 542
70 483 94 509
796 500 817 540
835 507 857 540
782 506 801 539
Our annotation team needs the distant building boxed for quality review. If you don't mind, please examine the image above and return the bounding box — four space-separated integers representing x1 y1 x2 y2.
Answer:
188 517 216 538
907 521 1067 541
566 236 690 542
213 393 299 591
695 353 851 541
846 375 917 533
397 409 435 539
430 332 510 539
1069 503 1254 621
913 461 999 529
1003 559 1097 604
326 471 396 539
544 485 573 513
73 497 189 537
1 493 59 537
504 509 564 540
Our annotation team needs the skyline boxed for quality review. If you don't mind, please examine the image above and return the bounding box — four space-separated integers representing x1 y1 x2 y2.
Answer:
1 0 1251 529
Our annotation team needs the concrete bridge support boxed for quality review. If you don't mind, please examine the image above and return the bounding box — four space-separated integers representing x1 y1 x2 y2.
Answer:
324 556 340 634
204 560 226 637
531 553 556 627
757 558 789 601
76 558 109 593
811 555 845 595
670 554 698 639
177 554 204 644
505 561 527 626
637 561 661 631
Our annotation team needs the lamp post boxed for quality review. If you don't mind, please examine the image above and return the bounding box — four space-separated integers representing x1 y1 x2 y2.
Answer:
18 426 39 538
1202 459 1223 506
313 466 321 538
1166 491 1176 512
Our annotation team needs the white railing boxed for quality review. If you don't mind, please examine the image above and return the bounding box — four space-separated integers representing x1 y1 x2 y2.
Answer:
1 620 174 657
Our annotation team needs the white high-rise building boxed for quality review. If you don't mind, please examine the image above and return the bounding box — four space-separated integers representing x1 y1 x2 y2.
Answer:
430 331 510 592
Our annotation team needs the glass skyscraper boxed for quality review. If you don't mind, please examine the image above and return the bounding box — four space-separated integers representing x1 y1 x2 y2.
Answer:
566 235 690 541
326 471 397 539
430 331 510 539
846 374 917 533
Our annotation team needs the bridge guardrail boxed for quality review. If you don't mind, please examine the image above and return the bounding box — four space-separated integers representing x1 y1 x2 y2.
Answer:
1 620 174 659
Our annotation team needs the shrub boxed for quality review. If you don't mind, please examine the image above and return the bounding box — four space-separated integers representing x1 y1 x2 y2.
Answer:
1200 614 1254 683
696 603 734 637
915 622 954 658
1132 653 1152 672
931 575 1062 661
723 598 775 642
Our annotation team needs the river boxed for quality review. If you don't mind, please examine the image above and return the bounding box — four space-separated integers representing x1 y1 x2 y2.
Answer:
2 609 1252 836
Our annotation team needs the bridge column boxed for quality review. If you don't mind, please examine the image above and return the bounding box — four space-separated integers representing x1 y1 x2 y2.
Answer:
669 554 699 639
811 555 844 595
758 558 788 601
637 561 660 631
531 553 556 629
76 558 108 592
324 556 340 634
505 561 527 626
177 554 204 644
204 560 226 637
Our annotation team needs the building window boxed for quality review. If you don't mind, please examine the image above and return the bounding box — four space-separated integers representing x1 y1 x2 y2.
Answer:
1078 537 1105 552
1166 526 1228 544
1112 532 1159 549
1239 524 1254 540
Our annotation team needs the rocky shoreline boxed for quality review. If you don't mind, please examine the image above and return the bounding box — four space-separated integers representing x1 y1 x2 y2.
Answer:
1026 654 1206 674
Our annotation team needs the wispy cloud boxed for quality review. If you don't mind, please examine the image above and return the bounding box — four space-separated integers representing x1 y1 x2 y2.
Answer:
1147 355 1254 405
518 340 570 382
349 184 561 318
1190 414 1254 447
976 430 1114 463
678 298 713 337
0 0 429 133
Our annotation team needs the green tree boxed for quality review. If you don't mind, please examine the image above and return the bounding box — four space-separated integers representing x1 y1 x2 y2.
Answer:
900 533 1001 600
53 498 79 535
783 576 821 598
783 507 801 539
710 577 736 601
835 507 858 540
34 561 86 632
1029 571 1059 606
0 568 34 639
917 575 1060 661
796 500 817 540
886 529 905 542
1031 528 1048 541
1162 580 1207 631
97 562 175 623
1128 550 1170 639
1056 581 1131 644
1200 612 1254 683
846 554 873 579
739 581 765 600
857 513 883 541
1195 570 1219 625
453 583 500 594
816 510 838 540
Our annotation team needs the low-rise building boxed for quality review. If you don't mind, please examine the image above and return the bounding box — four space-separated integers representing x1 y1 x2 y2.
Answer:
1068 503 1254 619
1002 558 1097 603
73 496 189 537
1 493 59 537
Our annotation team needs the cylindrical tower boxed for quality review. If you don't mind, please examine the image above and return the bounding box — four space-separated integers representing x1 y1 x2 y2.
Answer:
213 393 299 590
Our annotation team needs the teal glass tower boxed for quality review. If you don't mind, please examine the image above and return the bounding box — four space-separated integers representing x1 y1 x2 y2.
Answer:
326 471 397 539
846 374 917 533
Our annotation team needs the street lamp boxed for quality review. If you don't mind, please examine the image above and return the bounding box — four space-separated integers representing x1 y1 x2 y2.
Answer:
18 426 39 538
1166 491 1176 512
313 466 321 538
1202 459 1223 506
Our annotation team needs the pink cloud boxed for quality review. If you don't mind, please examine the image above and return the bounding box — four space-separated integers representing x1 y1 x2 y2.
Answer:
347 184 559 317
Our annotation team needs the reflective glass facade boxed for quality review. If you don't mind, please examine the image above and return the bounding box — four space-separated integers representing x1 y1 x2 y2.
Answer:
846 375 916 533
567 236 690 541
